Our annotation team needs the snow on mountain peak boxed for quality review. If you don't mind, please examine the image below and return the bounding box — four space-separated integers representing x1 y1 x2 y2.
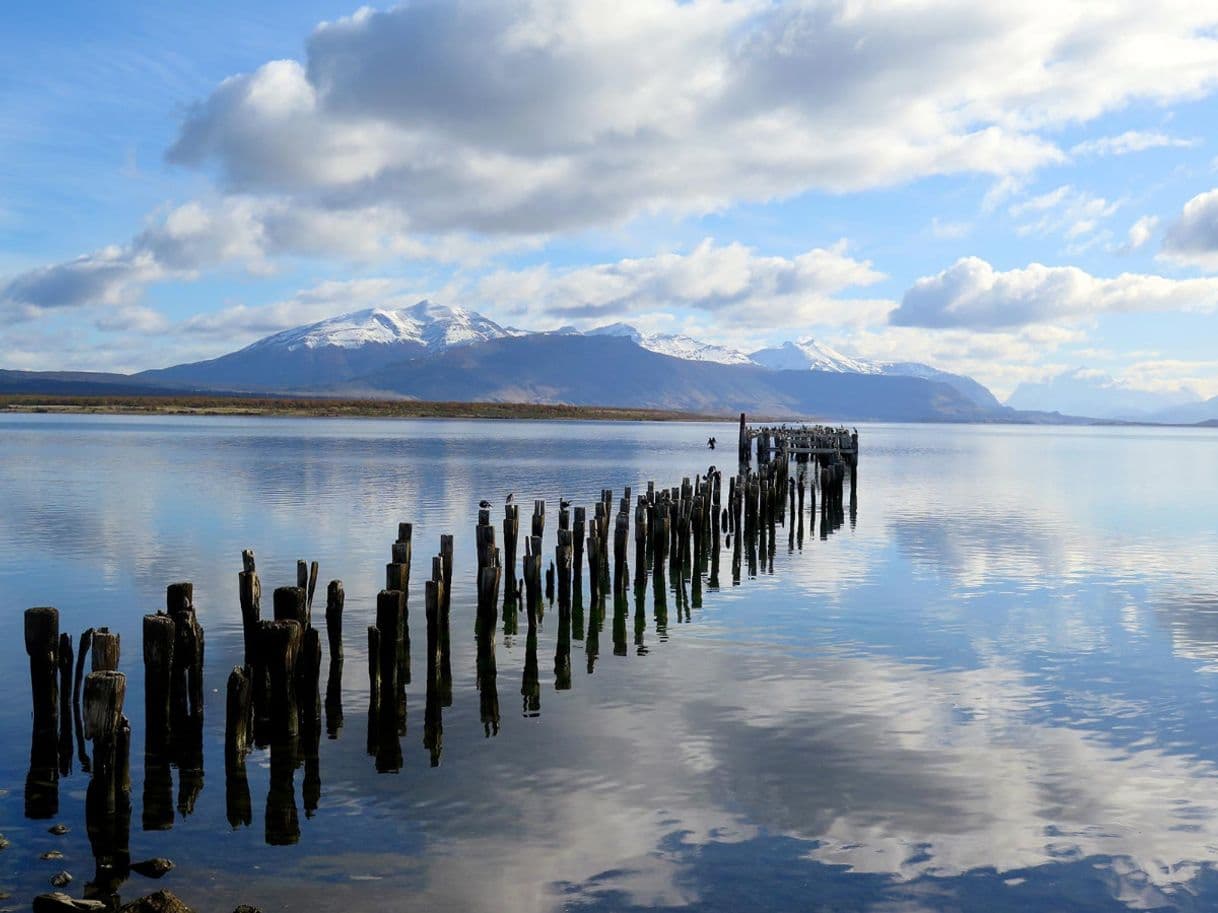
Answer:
248 300 510 353
586 323 752 365
750 338 881 374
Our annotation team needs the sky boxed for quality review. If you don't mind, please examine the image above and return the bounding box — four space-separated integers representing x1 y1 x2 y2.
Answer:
3 0 1218 402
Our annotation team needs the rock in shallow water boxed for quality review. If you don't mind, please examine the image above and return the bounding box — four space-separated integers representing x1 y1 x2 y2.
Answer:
117 890 196 913
49 872 72 888
47 824 69 836
130 858 175 879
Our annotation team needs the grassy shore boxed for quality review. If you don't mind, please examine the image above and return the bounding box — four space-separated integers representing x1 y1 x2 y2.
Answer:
0 394 730 423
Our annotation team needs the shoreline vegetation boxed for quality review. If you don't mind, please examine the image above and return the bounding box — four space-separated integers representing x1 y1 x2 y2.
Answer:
0 394 729 422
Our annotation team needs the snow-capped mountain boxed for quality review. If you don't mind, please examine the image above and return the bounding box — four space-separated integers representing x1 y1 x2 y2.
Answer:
138 302 1003 414
140 300 514 391
749 338 883 374
247 300 513 353
586 323 754 366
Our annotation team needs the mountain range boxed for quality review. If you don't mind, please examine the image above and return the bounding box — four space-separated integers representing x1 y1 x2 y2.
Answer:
1 300 1212 424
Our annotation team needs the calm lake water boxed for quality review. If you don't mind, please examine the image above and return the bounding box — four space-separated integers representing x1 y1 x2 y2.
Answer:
2 414 1218 912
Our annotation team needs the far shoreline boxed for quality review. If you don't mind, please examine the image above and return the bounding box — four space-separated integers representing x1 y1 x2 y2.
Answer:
0 394 733 423
2 394 1214 429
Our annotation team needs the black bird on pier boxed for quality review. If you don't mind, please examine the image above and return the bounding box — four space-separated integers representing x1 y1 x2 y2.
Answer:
479 499 492 509
559 498 571 510
506 493 515 505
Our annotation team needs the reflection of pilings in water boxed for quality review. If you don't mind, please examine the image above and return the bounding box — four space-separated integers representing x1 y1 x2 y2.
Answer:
173 707 204 818
265 736 300 846
586 590 602 674
502 562 519 638
325 656 344 740
555 567 572 691
652 559 668 641
612 588 628 657
424 581 444 767
633 580 648 655
521 592 540 717
83 669 131 904
302 720 321 818
225 667 253 829
25 607 60 819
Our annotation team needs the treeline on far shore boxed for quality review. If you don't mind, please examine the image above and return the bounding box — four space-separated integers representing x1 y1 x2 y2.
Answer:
0 393 728 423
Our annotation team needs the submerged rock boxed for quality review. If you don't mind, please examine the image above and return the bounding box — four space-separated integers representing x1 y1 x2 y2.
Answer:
0 833 9 850
118 890 196 913
48 824 70 836
49 871 72 887
232 907 263 913
130 858 175 879
41 850 64 860
33 893 107 912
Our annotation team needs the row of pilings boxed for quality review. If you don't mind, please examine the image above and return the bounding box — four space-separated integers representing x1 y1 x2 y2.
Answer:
22 426 858 882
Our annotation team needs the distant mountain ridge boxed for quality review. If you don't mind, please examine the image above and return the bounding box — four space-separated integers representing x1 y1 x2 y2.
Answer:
14 297 1193 422
1006 368 1202 421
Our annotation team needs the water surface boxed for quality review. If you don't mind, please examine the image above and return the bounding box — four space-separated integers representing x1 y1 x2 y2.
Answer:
1 415 1217 912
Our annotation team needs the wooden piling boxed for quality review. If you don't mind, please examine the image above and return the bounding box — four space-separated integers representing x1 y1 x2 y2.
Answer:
273 586 308 628
224 666 253 759
325 580 344 663
141 615 174 754
25 607 59 738
92 628 120 672
238 552 261 667
261 620 301 740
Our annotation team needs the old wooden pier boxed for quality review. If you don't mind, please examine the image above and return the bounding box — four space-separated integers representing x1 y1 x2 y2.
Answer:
20 413 858 907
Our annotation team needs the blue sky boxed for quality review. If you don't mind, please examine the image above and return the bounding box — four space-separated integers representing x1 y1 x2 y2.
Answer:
3 0 1218 402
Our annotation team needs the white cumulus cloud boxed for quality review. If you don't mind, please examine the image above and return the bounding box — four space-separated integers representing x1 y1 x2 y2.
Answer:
891 257 1218 329
1162 188 1218 270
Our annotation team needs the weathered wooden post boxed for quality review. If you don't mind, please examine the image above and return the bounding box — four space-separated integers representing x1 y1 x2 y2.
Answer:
26 607 59 739
166 582 204 719
395 523 414 591
532 499 545 540
375 590 405 749
92 628 120 672
224 665 253 761
239 550 261 667
613 512 629 594
297 626 322 735
273 585 308 627
424 580 444 767
570 505 584 593
262 620 301 741
83 670 126 816
738 412 748 469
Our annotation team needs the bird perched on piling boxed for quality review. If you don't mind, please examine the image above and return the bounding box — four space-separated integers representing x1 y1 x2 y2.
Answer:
479 499 491 509
506 493 515 504
559 498 571 509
